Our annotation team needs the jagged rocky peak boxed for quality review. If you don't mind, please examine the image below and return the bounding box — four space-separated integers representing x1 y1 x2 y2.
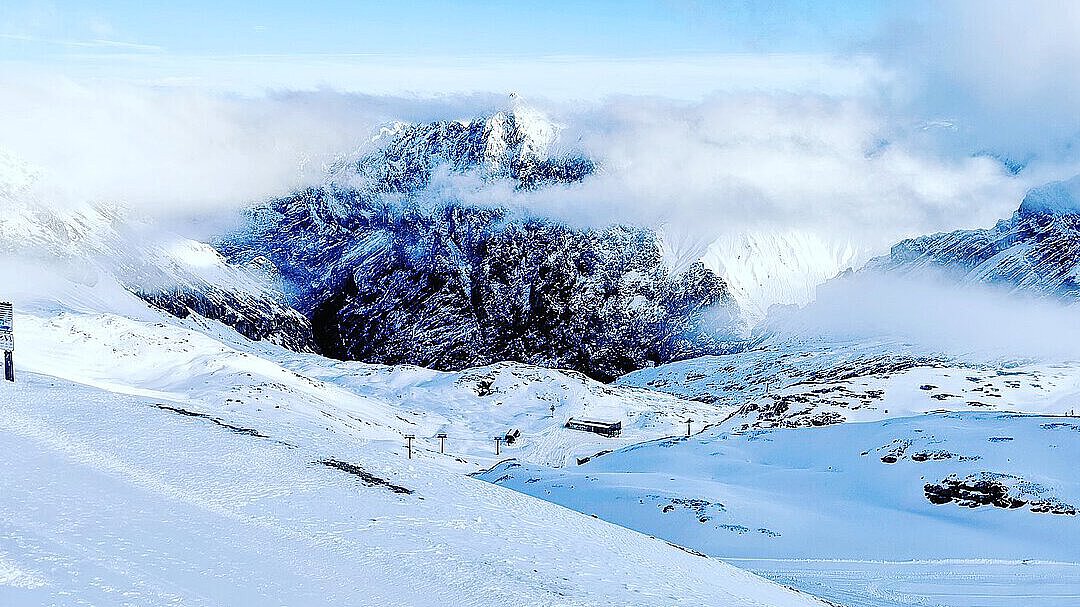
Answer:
218 104 742 380
868 175 1080 298
343 101 594 193
305 206 739 382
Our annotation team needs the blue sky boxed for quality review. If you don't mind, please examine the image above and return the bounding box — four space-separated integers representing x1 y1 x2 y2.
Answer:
1 1 895 59
0 1 910 98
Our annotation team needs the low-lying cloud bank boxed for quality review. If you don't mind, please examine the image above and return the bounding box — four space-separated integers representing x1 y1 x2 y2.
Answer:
0 79 501 214
516 94 1024 251
767 270 1080 361
0 77 1039 261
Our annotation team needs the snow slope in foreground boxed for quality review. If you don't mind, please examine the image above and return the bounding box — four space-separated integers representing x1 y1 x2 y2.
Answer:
0 305 821 606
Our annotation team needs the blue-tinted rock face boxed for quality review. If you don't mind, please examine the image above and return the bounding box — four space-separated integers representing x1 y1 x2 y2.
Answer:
221 109 739 380
869 178 1080 298
349 111 595 193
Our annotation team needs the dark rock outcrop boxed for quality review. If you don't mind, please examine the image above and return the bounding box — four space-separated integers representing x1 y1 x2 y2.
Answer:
222 108 739 380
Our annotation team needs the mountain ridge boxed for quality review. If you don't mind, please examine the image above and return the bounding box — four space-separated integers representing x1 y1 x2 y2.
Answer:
867 177 1080 298
222 108 741 380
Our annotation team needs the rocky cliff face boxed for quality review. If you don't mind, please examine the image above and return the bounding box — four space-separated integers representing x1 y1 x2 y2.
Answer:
222 108 739 380
868 177 1080 298
304 202 736 381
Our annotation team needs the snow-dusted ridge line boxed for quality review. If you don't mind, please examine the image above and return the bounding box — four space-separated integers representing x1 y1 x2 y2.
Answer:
867 175 1080 298
17 305 738 468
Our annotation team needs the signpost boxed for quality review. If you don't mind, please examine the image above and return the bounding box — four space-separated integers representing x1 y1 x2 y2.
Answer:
0 302 12 382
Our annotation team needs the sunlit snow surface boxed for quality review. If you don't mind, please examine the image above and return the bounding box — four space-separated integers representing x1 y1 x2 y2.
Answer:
478 411 1080 606
480 339 1080 607
699 229 867 324
0 305 822 606
727 559 1080 607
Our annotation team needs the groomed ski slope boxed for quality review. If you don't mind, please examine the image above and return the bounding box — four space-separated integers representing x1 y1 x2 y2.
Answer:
0 306 826 606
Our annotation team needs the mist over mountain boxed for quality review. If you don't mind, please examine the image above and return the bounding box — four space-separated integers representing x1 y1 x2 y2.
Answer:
220 108 740 380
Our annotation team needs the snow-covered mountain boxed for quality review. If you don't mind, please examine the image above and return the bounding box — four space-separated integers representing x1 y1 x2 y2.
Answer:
8 107 1080 607
867 176 1080 297
222 108 740 380
700 229 867 323
338 102 594 192
0 247 825 605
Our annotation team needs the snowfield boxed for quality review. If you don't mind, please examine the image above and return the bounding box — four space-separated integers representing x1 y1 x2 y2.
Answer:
0 302 824 606
17 309 735 469
480 412 1080 561
478 412 1080 606
618 338 1080 429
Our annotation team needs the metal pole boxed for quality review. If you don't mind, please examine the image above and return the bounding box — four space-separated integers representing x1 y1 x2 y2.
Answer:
1 301 12 383
437 433 447 454
494 436 502 456
685 419 692 437
405 434 415 459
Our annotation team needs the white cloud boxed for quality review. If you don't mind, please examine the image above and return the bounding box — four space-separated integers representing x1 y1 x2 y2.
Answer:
0 76 497 218
768 270 1080 361
878 0 1080 161
510 94 1027 257
0 76 1038 264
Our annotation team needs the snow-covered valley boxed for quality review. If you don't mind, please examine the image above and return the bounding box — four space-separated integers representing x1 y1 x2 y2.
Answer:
479 407 1080 606
6 262 1080 606
0 300 826 606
